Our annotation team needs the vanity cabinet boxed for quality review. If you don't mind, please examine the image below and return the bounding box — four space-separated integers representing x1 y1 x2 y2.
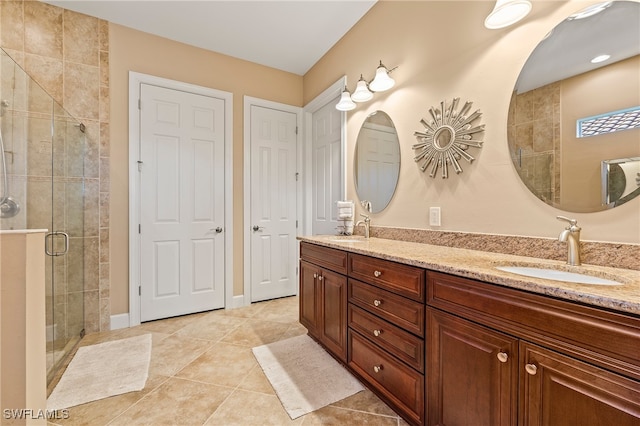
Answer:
427 271 640 426
427 308 518 426
347 253 426 425
299 243 348 362
299 240 639 426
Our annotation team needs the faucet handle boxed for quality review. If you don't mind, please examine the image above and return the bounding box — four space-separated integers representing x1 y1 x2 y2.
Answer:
556 215 577 226
556 215 580 231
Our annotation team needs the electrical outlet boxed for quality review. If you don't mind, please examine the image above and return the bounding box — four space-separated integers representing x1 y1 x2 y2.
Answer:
429 207 441 226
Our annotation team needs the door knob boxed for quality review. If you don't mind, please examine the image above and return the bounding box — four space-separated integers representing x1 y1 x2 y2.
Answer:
252 225 264 231
215 227 223 233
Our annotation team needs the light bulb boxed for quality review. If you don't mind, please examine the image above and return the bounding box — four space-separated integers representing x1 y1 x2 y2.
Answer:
351 75 373 102
369 62 395 92
335 87 356 111
484 0 532 29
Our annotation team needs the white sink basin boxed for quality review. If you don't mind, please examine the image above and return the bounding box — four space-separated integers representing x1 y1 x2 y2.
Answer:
496 266 623 286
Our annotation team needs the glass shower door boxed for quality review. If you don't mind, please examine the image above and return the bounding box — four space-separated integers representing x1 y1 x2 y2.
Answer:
48 103 86 381
0 48 86 383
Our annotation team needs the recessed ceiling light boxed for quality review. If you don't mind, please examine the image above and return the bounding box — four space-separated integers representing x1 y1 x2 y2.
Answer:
568 1 612 20
591 54 611 64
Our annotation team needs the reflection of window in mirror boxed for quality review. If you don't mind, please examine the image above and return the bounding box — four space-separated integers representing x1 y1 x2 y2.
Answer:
577 106 640 138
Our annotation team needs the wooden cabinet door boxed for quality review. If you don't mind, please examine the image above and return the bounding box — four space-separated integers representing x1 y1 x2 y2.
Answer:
299 260 320 338
320 268 348 362
520 342 640 426
427 309 518 426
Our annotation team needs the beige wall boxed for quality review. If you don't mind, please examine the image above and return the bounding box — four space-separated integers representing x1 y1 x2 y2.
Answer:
561 55 640 209
304 1 639 244
109 24 303 314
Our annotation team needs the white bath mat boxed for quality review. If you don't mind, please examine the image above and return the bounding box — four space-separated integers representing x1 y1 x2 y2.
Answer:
47 334 152 410
252 334 364 419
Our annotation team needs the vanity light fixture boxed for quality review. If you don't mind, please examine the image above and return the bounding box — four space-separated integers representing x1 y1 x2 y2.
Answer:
351 75 374 103
336 86 356 111
484 0 532 29
369 61 396 92
335 60 398 111
591 54 611 64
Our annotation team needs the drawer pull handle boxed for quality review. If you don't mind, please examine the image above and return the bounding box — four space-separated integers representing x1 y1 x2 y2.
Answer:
373 270 382 277
525 363 538 375
373 329 382 337
497 352 508 363
373 365 383 373
373 299 382 307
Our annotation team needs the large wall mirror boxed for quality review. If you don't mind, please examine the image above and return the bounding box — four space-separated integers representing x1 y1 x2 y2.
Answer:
507 0 640 213
354 110 400 213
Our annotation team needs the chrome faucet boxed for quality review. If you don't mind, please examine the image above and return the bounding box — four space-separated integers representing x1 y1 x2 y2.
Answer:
355 213 371 238
557 216 581 266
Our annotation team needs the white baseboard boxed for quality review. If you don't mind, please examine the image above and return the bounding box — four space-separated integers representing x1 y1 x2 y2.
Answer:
111 297 245 330
230 295 246 309
110 313 130 330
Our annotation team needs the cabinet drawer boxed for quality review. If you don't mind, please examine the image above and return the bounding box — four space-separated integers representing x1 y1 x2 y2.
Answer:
348 330 424 425
348 253 425 302
349 279 425 337
428 271 640 381
349 304 424 372
300 242 347 274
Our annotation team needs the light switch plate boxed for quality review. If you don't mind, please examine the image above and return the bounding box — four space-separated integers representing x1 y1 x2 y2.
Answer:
429 207 441 226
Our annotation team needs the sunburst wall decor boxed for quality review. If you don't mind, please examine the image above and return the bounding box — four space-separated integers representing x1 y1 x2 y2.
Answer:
413 98 485 178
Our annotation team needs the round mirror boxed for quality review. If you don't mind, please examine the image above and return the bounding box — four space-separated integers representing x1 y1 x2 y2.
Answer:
507 1 640 212
354 111 400 213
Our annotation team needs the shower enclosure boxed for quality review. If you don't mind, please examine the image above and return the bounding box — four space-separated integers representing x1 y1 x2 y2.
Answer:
0 48 86 384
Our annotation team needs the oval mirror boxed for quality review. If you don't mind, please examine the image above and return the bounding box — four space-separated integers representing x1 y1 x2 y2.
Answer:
507 0 640 212
354 111 401 213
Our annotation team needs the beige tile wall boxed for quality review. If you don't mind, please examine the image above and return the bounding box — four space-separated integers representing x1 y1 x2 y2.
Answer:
507 82 561 206
0 0 110 333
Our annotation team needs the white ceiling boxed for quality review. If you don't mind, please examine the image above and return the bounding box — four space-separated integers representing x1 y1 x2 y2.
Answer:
45 0 377 76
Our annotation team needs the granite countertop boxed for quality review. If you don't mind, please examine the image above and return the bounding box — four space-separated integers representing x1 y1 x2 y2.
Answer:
298 235 640 316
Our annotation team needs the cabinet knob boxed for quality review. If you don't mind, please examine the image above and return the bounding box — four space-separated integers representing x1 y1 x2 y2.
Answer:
313 273 318 279
373 270 382 277
373 329 382 337
525 363 538 375
373 365 383 373
318 275 323 281
373 299 382 307
497 352 508 363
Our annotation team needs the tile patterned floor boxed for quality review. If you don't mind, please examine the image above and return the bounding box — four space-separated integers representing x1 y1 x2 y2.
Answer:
48 296 409 426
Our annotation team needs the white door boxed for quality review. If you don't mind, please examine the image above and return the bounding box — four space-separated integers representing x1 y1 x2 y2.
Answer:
356 123 401 212
249 105 298 302
312 97 342 235
139 83 225 321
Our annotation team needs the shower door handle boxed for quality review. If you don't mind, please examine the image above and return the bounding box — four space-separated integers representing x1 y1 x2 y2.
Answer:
45 231 69 256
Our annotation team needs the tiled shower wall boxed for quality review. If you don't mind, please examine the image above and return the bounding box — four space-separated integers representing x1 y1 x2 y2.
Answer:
0 0 110 333
507 82 561 206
